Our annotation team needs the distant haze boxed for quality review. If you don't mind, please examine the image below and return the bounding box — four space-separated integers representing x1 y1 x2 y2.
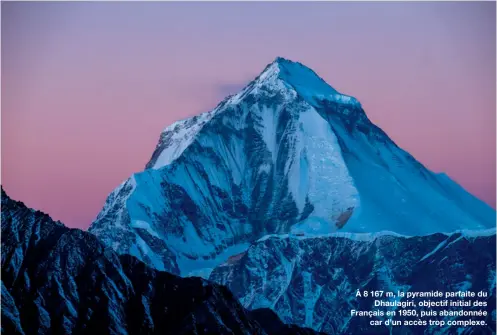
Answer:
2 2 495 229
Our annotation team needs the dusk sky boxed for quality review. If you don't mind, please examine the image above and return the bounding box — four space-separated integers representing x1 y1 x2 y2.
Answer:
2 2 496 229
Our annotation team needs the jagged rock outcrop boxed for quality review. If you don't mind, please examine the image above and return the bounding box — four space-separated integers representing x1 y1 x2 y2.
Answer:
1 188 322 335
209 231 496 334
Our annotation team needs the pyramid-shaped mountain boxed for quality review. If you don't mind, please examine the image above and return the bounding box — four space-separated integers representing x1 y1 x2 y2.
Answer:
89 57 495 276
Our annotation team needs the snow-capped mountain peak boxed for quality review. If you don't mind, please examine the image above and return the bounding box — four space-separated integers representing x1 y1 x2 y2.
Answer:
89 57 495 277
227 57 360 109
146 57 360 171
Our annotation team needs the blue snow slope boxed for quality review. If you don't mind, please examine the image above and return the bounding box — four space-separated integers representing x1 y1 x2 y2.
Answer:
90 57 496 276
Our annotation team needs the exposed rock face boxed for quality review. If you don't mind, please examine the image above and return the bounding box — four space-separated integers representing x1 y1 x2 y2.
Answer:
209 231 497 334
1 188 323 335
89 57 495 276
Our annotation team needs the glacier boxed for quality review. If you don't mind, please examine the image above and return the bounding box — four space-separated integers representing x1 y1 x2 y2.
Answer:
89 56 495 278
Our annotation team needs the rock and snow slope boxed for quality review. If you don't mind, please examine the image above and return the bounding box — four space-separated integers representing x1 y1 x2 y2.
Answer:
89 57 495 276
209 230 496 334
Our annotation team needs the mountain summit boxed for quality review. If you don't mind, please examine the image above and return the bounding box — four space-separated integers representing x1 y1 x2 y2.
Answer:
222 57 361 109
145 57 359 171
89 58 495 277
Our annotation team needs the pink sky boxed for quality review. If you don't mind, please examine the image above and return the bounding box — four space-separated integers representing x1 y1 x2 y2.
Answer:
2 2 495 229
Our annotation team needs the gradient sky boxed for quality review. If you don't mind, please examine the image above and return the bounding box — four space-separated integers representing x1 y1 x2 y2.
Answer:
2 2 496 229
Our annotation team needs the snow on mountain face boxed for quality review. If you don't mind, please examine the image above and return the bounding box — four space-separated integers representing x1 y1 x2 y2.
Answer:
89 57 495 276
1 188 323 335
209 231 497 334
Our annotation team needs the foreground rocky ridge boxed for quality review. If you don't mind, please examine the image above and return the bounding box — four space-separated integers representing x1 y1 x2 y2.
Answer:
209 231 497 334
1 188 322 335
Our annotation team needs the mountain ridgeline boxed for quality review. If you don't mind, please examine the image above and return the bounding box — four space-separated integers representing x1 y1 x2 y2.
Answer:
2 189 495 335
89 57 495 278
1 188 323 335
